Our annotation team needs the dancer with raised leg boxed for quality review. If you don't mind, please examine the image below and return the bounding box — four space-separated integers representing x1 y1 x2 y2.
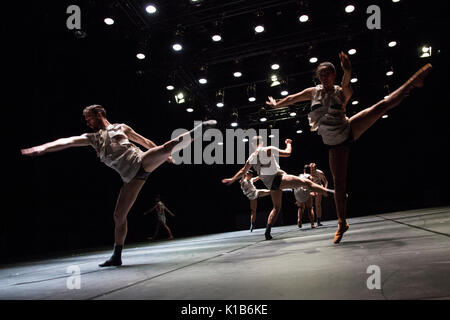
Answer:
239 169 271 232
21 104 216 266
266 52 432 243
222 136 334 240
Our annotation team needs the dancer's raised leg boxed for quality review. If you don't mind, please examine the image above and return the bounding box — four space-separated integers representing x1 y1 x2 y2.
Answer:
141 120 217 173
350 64 432 141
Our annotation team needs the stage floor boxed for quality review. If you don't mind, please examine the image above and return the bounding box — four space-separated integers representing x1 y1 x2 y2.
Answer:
1 207 449 300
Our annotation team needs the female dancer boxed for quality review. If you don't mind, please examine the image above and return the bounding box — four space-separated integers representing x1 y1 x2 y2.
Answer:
266 52 432 243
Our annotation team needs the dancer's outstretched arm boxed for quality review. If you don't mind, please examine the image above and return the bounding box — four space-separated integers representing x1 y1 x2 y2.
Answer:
266 88 314 109
122 124 157 149
339 51 353 110
222 161 252 186
265 139 292 158
21 135 91 156
163 204 176 217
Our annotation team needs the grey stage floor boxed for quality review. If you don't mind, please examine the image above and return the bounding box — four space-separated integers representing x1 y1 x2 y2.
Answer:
0 207 449 300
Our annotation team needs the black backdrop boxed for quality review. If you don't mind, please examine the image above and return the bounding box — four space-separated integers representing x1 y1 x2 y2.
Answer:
3 1 450 262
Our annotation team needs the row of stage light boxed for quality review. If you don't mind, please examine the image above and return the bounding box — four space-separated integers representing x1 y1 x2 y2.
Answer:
100 0 432 127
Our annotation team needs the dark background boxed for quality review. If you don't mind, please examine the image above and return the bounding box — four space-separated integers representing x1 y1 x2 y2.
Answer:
3 0 449 262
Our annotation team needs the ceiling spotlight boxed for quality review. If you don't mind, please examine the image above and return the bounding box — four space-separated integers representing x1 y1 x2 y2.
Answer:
352 100 359 105
388 41 397 47
350 77 358 83
216 89 224 107
348 48 357 55
386 70 394 76
299 14 309 22
253 10 265 34
260 117 267 122
198 78 207 84
296 130 303 134
233 71 242 78
175 92 185 104
186 107 194 113
281 90 289 96
136 53 146 60
254 25 265 33
420 45 432 58
345 5 355 13
172 43 183 51
392 0 400 2
384 85 391 100
145 5 157 14
290 112 297 117
271 64 280 70
247 84 256 102
104 18 114 25
382 114 389 118
212 34 222 42
270 75 281 87
166 85 174 91
309 57 318 63
231 122 238 127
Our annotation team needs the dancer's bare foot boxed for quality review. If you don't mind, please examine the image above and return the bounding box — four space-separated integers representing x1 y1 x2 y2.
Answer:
409 63 432 88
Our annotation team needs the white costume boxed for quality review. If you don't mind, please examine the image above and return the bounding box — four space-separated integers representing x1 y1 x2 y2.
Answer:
294 173 312 203
240 177 270 201
155 201 166 224
85 124 143 183
308 85 352 146
247 147 286 190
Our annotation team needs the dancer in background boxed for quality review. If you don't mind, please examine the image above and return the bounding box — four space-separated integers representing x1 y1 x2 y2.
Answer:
222 137 334 240
293 165 316 229
239 168 271 232
144 195 176 240
309 162 328 226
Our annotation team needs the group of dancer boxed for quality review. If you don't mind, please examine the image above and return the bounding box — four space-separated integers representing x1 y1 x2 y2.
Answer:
21 50 432 266
238 161 326 232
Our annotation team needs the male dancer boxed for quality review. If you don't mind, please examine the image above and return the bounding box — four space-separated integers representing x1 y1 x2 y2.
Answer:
21 104 215 266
